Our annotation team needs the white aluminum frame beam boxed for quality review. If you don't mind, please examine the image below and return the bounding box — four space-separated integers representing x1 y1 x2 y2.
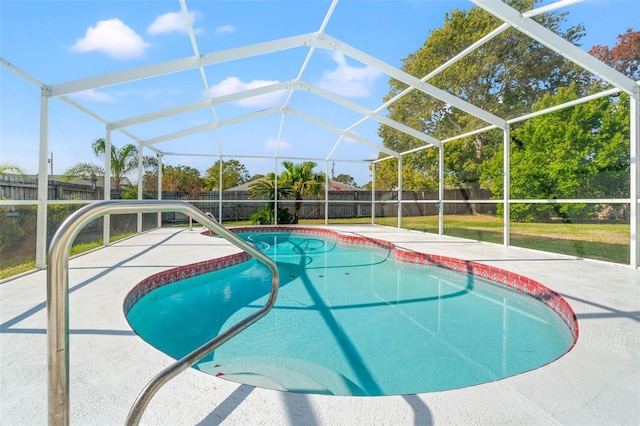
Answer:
111 79 438 150
49 33 316 97
472 0 637 95
140 105 399 158
302 81 441 147
111 81 291 129
285 107 399 157
141 108 279 147
307 34 507 128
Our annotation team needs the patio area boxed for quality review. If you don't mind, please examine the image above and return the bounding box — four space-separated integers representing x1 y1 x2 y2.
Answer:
1 224 638 425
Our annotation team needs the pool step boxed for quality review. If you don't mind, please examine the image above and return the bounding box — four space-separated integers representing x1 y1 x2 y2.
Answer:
198 357 365 395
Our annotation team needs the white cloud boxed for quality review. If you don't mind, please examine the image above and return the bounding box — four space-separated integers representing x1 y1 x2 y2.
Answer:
216 24 235 34
209 77 286 108
71 19 149 60
70 89 116 103
265 137 290 151
148 11 202 35
317 51 383 98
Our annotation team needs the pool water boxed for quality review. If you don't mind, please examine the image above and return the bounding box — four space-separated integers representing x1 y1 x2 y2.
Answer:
126 231 574 396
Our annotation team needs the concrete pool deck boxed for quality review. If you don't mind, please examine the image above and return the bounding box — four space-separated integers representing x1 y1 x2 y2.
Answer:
1 225 638 425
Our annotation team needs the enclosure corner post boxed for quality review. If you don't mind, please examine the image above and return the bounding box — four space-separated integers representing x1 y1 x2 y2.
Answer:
103 126 112 247
630 88 639 268
324 161 329 225
371 162 376 225
438 145 444 236
157 154 163 228
503 125 510 247
137 143 144 233
397 155 403 228
36 86 50 269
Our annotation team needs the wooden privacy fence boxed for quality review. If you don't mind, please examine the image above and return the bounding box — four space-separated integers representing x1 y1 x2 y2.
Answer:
0 175 106 201
160 187 494 223
1 175 493 223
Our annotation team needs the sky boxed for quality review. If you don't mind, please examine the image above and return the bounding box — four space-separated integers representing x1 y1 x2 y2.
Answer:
1 0 638 188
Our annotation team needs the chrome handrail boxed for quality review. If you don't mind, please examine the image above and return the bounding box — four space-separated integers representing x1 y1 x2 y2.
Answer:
46 200 280 426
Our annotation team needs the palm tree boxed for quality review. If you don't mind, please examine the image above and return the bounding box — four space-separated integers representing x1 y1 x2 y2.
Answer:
280 161 324 224
248 172 294 201
248 172 294 224
248 162 324 224
62 138 154 189
0 162 25 176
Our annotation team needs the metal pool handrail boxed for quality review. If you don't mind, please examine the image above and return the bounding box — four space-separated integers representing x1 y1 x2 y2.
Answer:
46 200 280 426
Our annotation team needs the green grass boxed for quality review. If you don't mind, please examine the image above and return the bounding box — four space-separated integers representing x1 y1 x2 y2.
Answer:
0 232 137 281
375 214 630 264
221 215 630 264
0 260 37 280
3 215 631 280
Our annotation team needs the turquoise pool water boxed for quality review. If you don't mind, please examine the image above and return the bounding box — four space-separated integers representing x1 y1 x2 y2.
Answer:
126 231 574 396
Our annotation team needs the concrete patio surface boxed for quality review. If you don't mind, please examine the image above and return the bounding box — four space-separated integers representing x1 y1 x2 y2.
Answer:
1 225 638 425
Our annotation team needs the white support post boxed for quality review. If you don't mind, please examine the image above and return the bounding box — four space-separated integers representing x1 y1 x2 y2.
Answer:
371 162 376 224
36 87 50 269
397 156 403 228
274 159 279 225
438 145 444 236
630 89 639 268
324 161 329 225
157 154 163 228
218 156 223 224
137 144 143 233
103 127 112 247
503 125 511 247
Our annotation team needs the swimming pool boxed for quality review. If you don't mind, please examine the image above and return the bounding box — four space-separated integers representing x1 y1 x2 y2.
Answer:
125 227 577 396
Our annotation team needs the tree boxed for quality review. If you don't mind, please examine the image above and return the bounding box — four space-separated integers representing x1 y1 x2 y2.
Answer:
333 173 358 187
248 161 325 224
142 165 204 199
203 159 250 191
62 138 154 189
480 28 637 222
480 83 630 221
589 28 639 80
163 165 204 199
0 162 25 176
378 0 585 199
248 172 295 225
248 173 294 201
280 161 325 224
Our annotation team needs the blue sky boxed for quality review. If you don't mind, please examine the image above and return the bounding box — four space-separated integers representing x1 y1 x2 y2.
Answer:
1 0 638 187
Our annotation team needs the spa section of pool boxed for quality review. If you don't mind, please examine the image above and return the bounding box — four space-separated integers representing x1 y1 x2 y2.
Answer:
124 227 578 396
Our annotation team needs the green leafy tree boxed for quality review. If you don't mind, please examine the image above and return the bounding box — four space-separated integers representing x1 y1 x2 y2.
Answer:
377 0 585 199
163 165 203 199
62 138 155 189
143 165 203 199
333 173 358 187
203 159 250 191
481 83 630 221
481 28 637 222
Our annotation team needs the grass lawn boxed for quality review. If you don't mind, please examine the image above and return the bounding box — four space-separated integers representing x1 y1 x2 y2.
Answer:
374 215 630 264
282 215 629 265
1 215 631 279
0 232 137 280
